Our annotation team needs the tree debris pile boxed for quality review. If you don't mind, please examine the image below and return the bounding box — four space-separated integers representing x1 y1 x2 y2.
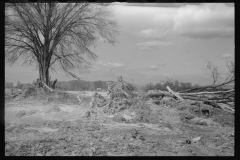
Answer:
146 85 235 114
5 86 46 101
86 76 143 115
129 100 160 124
170 101 235 127
5 85 79 105
86 76 161 125
21 86 45 99
107 76 136 99
146 85 234 127
5 88 22 100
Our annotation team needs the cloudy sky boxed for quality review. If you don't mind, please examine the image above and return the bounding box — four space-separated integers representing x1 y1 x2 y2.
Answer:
5 3 234 86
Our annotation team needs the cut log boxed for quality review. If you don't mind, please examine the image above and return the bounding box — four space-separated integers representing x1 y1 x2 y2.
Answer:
178 89 234 96
181 95 234 103
166 86 185 101
218 104 235 112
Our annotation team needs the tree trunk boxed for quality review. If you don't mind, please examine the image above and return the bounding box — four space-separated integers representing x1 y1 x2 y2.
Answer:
39 64 50 87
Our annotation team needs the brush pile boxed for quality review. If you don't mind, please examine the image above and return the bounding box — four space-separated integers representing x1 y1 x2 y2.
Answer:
89 76 139 115
146 85 235 113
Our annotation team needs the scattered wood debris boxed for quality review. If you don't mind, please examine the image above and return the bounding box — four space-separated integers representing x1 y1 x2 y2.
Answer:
147 85 234 113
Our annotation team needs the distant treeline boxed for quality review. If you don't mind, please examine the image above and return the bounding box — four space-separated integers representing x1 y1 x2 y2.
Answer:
12 80 112 91
7 79 233 92
141 80 197 92
55 80 112 91
140 80 233 92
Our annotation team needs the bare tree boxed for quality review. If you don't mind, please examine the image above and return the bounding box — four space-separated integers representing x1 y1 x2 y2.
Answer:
5 3 119 87
206 61 221 86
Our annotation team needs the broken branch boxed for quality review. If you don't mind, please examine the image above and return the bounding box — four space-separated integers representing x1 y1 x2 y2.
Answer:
166 86 185 101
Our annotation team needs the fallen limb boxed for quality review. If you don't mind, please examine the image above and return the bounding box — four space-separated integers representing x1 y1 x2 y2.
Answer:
181 95 234 103
179 80 234 93
178 89 234 96
203 101 234 113
218 104 235 112
77 95 82 104
181 94 232 100
41 81 53 91
167 86 185 101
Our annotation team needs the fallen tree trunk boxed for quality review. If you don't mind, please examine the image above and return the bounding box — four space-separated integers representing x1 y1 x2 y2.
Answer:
166 86 185 101
181 95 234 103
178 89 234 96
179 80 234 93
218 104 235 112
147 89 234 100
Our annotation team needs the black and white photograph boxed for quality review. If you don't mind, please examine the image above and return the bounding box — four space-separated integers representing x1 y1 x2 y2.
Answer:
5 2 234 156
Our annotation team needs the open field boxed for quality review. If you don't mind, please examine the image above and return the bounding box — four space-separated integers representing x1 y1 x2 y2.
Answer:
62 91 108 97
5 88 234 156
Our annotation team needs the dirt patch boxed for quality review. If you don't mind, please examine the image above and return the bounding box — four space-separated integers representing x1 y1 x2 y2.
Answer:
212 113 234 127
112 114 127 122
179 112 195 122
46 91 80 105
8 86 81 105
26 110 38 116
5 87 234 156
48 105 61 113
24 127 59 133
171 101 234 127
15 110 27 118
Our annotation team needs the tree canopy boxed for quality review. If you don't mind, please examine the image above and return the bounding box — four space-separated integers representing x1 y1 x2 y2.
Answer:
5 3 119 86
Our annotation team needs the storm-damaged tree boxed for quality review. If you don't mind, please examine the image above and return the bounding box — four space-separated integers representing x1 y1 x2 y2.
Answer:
179 60 235 93
5 3 119 88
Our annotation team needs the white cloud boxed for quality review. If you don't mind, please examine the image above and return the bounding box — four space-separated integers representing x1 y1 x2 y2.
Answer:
173 3 234 39
137 28 170 38
136 3 234 40
149 65 158 70
98 62 125 68
222 53 233 59
137 11 175 38
136 41 173 49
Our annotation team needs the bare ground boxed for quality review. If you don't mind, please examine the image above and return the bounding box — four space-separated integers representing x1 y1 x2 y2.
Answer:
5 91 234 156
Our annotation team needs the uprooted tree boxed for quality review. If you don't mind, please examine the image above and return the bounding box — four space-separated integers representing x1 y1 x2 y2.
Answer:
179 60 234 93
5 3 119 89
146 60 235 113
